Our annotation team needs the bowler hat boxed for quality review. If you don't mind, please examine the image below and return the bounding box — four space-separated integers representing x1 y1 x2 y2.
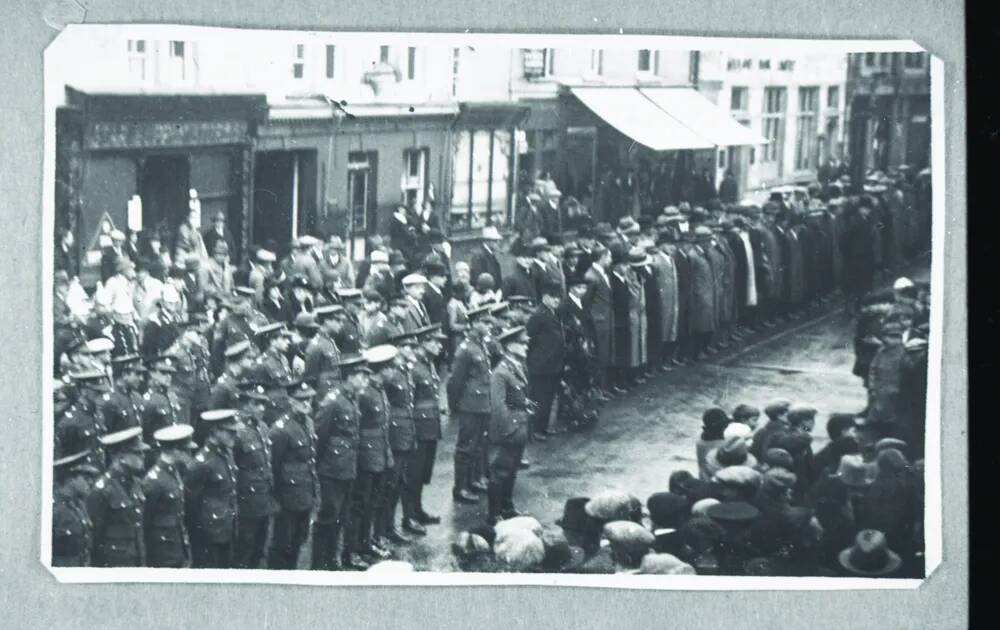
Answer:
555 497 592 532
838 530 902 576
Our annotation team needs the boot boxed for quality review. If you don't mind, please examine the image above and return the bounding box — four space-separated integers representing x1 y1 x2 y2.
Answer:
401 492 427 535
486 480 505 524
414 486 441 524
500 475 524 518
469 478 489 493
452 462 478 503
310 522 330 571
343 553 370 570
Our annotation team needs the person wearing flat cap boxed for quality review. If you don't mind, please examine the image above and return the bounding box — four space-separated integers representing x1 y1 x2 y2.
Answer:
266 380 318 569
400 273 431 333
486 326 532 524
311 355 369 570
231 382 279 570
142 424 196 567
248 248 277 306
281 236 323 291
184 409 240 568
86 427 151 567
52 450 100 566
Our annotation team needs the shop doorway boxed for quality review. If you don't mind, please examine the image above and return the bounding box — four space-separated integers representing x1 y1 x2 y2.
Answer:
253 150 318 258
140 154 190 250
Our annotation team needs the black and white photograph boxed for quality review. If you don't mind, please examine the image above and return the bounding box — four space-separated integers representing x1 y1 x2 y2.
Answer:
41 24 944 586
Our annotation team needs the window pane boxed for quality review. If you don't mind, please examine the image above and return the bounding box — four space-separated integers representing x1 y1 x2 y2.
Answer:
171 41 184 57
326 45 336 78
293 63 304 79
638 50 651 71
380 46 390 63
296 44 304 58
865 52 875 66
407 47 416 80
136 40 145 53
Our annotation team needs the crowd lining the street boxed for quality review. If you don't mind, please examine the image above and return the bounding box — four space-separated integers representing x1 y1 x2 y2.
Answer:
50 161 932 575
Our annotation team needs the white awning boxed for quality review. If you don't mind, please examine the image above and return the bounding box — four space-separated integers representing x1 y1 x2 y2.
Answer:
640 87 768 147
570 87 715 152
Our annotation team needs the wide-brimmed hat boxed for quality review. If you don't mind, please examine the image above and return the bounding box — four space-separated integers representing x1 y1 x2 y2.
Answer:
838 529 903 576
705 501 760 525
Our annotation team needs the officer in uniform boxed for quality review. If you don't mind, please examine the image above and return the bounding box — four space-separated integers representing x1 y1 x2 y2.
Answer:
232 382 278 569
141 356 183 468
210 340 255 410
52 450 99 566
447 318 494 503
57 368 110 473
167 312 214 427
142 424 196 567
303 304 344 399
351 345 396 561
252 322 294 425
334 288 364 354
367 297 407 347
86 427 150 567
210 286 258 376
102 354 145 434
487 327 532 524
312 355 367 570
378 333 420 541
267 380 318 570
185 409 240 568
405 325 448 526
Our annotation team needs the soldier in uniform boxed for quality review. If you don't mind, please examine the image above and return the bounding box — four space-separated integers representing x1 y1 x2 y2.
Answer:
303 305 344 399
57 368 110 472
267 380 319 569
185 409 240 568
404 324 448 527
377 334 420 542
209 287 259 376
487 327 532 524
232 382 279 569
142 424 196 568
167 312 214 427
52 450 99 566
312 355 367 570
209 340 255 410
367 297 407 347
334 288 364 354
351 345 396 562
103 354 145 434
141 356 183 468
86 427 150 567
447 318 494 504
252 322 294 425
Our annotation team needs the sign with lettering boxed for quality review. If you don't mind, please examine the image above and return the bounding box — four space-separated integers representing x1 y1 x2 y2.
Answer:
523 49 546 78
84 120 250 150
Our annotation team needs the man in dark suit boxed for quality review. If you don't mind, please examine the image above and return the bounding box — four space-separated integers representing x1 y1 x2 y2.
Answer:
584 246 614 396
469 226 504 291
422 262 449 327
503 239 540 300
525 281 566 441
202 211 235 261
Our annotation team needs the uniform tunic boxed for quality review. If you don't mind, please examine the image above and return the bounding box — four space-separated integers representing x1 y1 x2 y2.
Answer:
56 393 107 472
410 357 442 484
52 484 93 566
184 442 238 546
302 330 342 398
141 460 190 567
86 468 145 567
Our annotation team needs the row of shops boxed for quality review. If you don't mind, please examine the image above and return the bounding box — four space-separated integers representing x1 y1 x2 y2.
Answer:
55 84 765 281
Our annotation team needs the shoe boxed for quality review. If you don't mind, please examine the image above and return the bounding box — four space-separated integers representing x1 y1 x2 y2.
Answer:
363 544 391 560
402 519 428 536
385 529 411 545
469 478 489 493
343 554 370 570
519 458 531 469
416 510 441 525
452 488 479 503
659 363 673 372
533 432 548 442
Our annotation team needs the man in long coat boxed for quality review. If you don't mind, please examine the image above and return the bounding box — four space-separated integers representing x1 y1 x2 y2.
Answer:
686 227 717 360
584 246 614 397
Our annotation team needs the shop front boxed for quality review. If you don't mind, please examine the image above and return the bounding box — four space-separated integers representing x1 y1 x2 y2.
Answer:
55 87 267 284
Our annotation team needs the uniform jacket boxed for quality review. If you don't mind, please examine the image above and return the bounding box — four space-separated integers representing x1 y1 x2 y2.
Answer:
335 314 363 355
526 304 566 376
269 411 318 513
447 339 493 414
302 331 341 399
141 384 182 446
111 321 140 358
254 347 292 390
56 395 107 473
382 366 417 452
489 356 531 446
234 415 278 519
469 244 503 291
140 312 181 361
141 459 190 567
86 467 145 567
357 383 393 473
52 484 92 566
184 441 238 543
411 357 442 441
314 385 360 480
101 387 143 434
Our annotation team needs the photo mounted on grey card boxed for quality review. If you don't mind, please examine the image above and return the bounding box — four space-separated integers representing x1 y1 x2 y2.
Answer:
41 24 943 587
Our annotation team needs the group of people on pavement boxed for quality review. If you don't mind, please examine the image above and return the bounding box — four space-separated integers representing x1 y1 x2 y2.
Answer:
49 161 931 573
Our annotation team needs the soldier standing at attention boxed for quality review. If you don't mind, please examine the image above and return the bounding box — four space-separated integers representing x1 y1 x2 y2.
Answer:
102 354 145 434
185 409 240 568
351 345 397 562
141 356 183 468
405 325 448 527
232 383 279 569
312 355 367 570
142 424 195 568
303 304 344 399
447 318 494 504
334 288 364 354
252 322 294 425
378 334 420 541
57 369 110 473
267 380 318 569
210 340 255 410
86 427 151 567
487 327 532 524
52 450 100 567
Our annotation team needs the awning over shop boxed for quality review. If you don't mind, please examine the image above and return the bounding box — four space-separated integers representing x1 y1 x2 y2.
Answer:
570 87 714 152
640 87 768 147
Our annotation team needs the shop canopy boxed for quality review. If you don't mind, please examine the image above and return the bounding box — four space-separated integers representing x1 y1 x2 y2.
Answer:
639 87 768 147
570 86 714 152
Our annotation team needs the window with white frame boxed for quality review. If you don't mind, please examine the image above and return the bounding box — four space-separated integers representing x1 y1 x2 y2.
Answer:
762 87 786 163
590 49 604 76
637 49 659 73
127 39 148 82
379 45 390 64
827 85 839 109
326 45 336 79
730 86 749 125
402 148 428 208
406 46 417 81
449 129 513 230
864 52 876 68
795 87 820 170
293 44 305 79
162 40 188 83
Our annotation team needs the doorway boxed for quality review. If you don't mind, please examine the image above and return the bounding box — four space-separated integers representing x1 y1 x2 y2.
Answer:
253 150 318 258
140 154 190 250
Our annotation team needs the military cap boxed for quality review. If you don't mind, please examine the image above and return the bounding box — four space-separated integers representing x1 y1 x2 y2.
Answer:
363 344 399 369
225 340 252 359
402 273 428 286
497 326 527 347
253 321 288 340
237 381 270 402
705 501 760 524
335 354 372 375
200 409 240 430
98 426 150 453
389 330 419 347
255 248 276 263
147 355 178 373
466 303 493 321
234 285 256 298
294 312 320 331
54 449 92 470
110 353 142 368
690 497 721 517
489 301 509 316
506 295 536 308
286 379 317 400
68 367 107 384
153 423 195 447
415 324 448 342
336 287 363 301
314 304 346 321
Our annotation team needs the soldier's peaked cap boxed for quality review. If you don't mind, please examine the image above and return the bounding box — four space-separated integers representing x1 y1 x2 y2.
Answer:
253 322 288 339
54 450 91 469
286 379 317 399
498 326 527 345
153 423 195 445
335 355 371 374
98 427 150 452
224 340 252 359
315 304 346 320
363 344 399 367
200 409 239 426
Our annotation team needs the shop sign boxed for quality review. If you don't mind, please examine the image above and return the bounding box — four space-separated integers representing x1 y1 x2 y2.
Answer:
84 120 249 150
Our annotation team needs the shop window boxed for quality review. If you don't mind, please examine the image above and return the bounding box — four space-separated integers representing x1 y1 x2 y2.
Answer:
795 86 820 170
348 151 377 233
864 52 876 67
326 45 336 79
127 39 148 82
293 44 305 79
402 148 429 208
450 129 513 230
762 86 786 163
